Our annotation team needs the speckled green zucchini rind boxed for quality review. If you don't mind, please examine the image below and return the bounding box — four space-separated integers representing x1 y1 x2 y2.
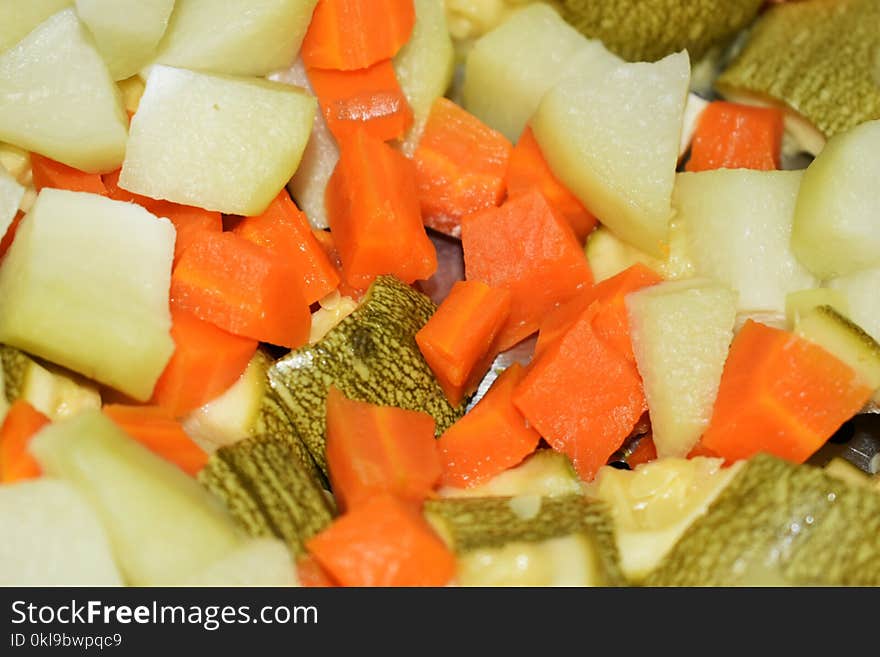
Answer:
556 0 763 62
645 454 880 586
716 0 880 141
267 275 465 476
425 495 625 586
198 435 335 557
1 344 26 402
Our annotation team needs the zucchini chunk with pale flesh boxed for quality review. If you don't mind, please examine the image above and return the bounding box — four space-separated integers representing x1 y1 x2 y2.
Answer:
0 479 123 586
791 120 880 280
674 169 816 315
827 268 880 347
0 9 128 173
646 454 880 586
75 0 175 81
0 345 101 420
0 167 23 239
154 0 318 77
585 222 694 284
268 276 465 476
119 64 316 216
627 280 737 458
588 457 742 583
181 538 298 587
0 189 175 401
785 288 849 327
532 51 690 257
425 495 624 586
30 411 243 586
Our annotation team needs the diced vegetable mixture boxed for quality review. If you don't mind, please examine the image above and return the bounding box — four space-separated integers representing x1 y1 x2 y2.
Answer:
1 0 880 587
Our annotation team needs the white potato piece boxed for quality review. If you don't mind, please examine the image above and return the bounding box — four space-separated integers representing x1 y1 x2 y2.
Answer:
533 51 690 257
154 0 318 76
120 65 316 216
0 479 122 586
791 120 880 279
585 220 694 284
675 169 817 314
0 9 128 172
463 3 620 142
0 0 72 53
76 0 175 80
0 189 175 400
627 280 737 458
0 166 24 239
182 539 298 586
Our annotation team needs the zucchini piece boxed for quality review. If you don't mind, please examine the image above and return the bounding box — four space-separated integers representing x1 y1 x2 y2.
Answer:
588 457 741 583
716 0 880 146
584 222 693 284
198 434 335 557
269 275 464 475
556 0 763 63
439 449 582 499
823 457 877 490
181 538 298 587
646 454 880 586
30 411 243 586
1 344 101 420
0 165 23 238
425 495 624 586
785 288 849 327
794 305 880 392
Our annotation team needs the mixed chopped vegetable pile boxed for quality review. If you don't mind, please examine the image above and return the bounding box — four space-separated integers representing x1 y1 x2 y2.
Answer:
1 0 879 587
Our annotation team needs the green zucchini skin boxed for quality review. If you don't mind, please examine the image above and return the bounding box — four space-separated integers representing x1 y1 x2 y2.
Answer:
268 275 464 476
425 495 625 586
717 0 880 140
1 344 26 402
556 0 763 62
199 434 335 557
646 454 880 586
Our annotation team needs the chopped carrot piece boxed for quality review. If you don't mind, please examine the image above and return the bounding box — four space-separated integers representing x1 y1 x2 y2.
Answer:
308 59 414 143
506 127 597 241
0 211 24 260
701 320 871 464
296 555 340 587
103 169 222 262
103 404 208 476
416 280 511 407
627 435 658 468
301 0 416 70
437 363 541 489
514 302 647 482
462 188 593 352
686 101 785 172
171 231 310 348
30 153 108 195
0 400 49 483
306 493 456 587
233 190 339 304
151 307 258 417
414 98 512 236
534 263 662 362
311 228 368 301
326 129 437 287
325 386 441 511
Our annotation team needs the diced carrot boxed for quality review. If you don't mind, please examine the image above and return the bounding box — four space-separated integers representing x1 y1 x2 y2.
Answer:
627 435 658 468
325 386 441 511
506 127 598 241
414 98 512 236
416 280 511 407
233 190 339 304
308 59 414 143
151 307 258 417
685 101 785 172
171 231 311 348
306 493 456 587
701 320 871 464
0 211 24 260
311 228 368 301
296 555 340 587
462 188 593 352
103 169 222 262
103 404 208 476
437 363 541 489
514 301 647 482
0 400 49 483
326 129 437 288
30 153 108 195
534 263 663 362
301 0 416 70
